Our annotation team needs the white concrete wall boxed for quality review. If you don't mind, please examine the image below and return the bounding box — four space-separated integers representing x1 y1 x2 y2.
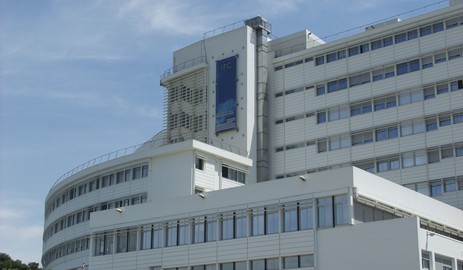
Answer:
317 217 421 270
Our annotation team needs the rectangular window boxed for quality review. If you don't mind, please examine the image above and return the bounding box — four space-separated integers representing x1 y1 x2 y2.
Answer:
193 217 205 244
142 165 148 177
283 203 297 232
426 118 438 131
444 177 457 192
316 85 326 96
315 56 324 66
423 86 435 100
422 252 430 270
350 101 372 116
166 221 178 247
221 213 234 240
252 207 265 236
430 180 442 197
349 72 370 87
451 80 463 91
266 206 279 234
317 197 333 228
439 114 452 127
326 52 337 63
299 202 313 230
178 220 189 245
317 112 326 124
422 56 433 69
235 210 248 238
317 140 327 153
133 167 142 180
334 195 349 225
206 215 217 242
427 149 440 164
435 52 447 63
195 157 205 170
348 46 359 56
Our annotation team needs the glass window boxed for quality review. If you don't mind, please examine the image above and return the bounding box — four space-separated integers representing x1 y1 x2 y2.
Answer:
326 52 337 63
316 85 325 96
283 256 298 269
454 112 463 124
338 50 346 59
435 52 447 63
195 157 205 170
428 149 440 163
193 217 205 244
430 180 442 197
284 203 297 232
317 140 327 153
317 112 326 124
299 203 313 230
300 254 315 267
252 207 265 236
117 230 128 253
317 197 333 228
444 177 457 192
423 87 435 100
166 221 178 247
315 56 324 66
371 39 382 50
334 195 349 225
395 33 407 43
439 114 452 127
420 25 432 36
235 211 248 238
251 260 265 270
221 213 234 240
348 46 359 56
426 118 438 131
397 62 408 75
206 215 217 242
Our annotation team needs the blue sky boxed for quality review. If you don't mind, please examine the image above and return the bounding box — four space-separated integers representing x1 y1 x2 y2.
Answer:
0 0 448 265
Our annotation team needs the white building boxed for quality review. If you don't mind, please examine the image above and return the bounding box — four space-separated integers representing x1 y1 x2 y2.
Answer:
42 1 463 269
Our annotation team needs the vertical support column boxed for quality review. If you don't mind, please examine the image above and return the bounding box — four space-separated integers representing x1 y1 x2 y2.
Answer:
245 17 271 182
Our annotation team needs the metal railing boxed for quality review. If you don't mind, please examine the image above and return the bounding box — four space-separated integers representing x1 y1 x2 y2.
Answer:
49 134 249 192
160 56 207 80
203 20 246 39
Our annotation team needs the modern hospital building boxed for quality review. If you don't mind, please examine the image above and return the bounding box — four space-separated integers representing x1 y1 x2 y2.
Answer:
42 1 463 269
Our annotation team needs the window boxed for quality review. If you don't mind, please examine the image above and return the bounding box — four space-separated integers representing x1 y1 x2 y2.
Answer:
456 143 463 157
371 39 382 50
327 78 348 93
221 213 234 240
397 59 420 76
317 197 333 228
141 225 152 250
315 56 324 66
195 157 205 170
376 156 400 172
283 202 297 232
402 150 427 168
427 149 440 164
448 47 462 60
422 56 433 69
423 86 435 100
317 112 326 124
435 52 447 63
453 112 463 124
399 90 423 105
316 85 326 96
326 52 337 63
422 252 430 270
166 221 178 247
133 167 142 180
220 262 246 270
351 131 373 146
334 195 349 225
400 120 424 136
437 83 449 95
430 180 442 197
351 101 372 116
426 118 438 131
439 114 452 127
329 135 350 150
178 220 189 245
444 177 457 192
222 166 245 184
251 258 279 270
328 107 349 121
451 80 463 91
349 72 370 87
436 255 453 270
348 46 359 56
283 254 314 269
142 165 148 177
441 145 454 159
235 210 248 238
252 207 265 236
206 215 217 242
395 32 407 44
376 126 398 141
317 140 327 153
266 206 279 234
374 96 396 111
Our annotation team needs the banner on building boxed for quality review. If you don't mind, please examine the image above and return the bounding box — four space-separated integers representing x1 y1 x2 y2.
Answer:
215 55 238 134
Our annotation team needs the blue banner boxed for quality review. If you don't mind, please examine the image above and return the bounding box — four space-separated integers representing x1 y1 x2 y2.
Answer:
216 56 238 134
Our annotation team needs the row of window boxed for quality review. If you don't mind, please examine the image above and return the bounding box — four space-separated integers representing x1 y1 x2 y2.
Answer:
273 15 463 71
196 157 247 184
41 237 89 267
422 251 463 270
276 110 463 153
275 141 463 181
315 46 462 96
317 113 463 153
46 164 148 217
150 254 314 270
275 76 463 126
405 175 463 198
94 195 349 256
44 194 147 242
314 17 460 66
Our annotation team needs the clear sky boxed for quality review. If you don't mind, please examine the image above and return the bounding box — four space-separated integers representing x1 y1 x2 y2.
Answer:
0 0 449 265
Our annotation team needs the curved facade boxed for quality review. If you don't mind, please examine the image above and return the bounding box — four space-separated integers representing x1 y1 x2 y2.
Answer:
43 2 463 270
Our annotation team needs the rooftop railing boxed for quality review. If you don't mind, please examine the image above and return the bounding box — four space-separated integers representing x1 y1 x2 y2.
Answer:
49 134 249 192
161 56 207 80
